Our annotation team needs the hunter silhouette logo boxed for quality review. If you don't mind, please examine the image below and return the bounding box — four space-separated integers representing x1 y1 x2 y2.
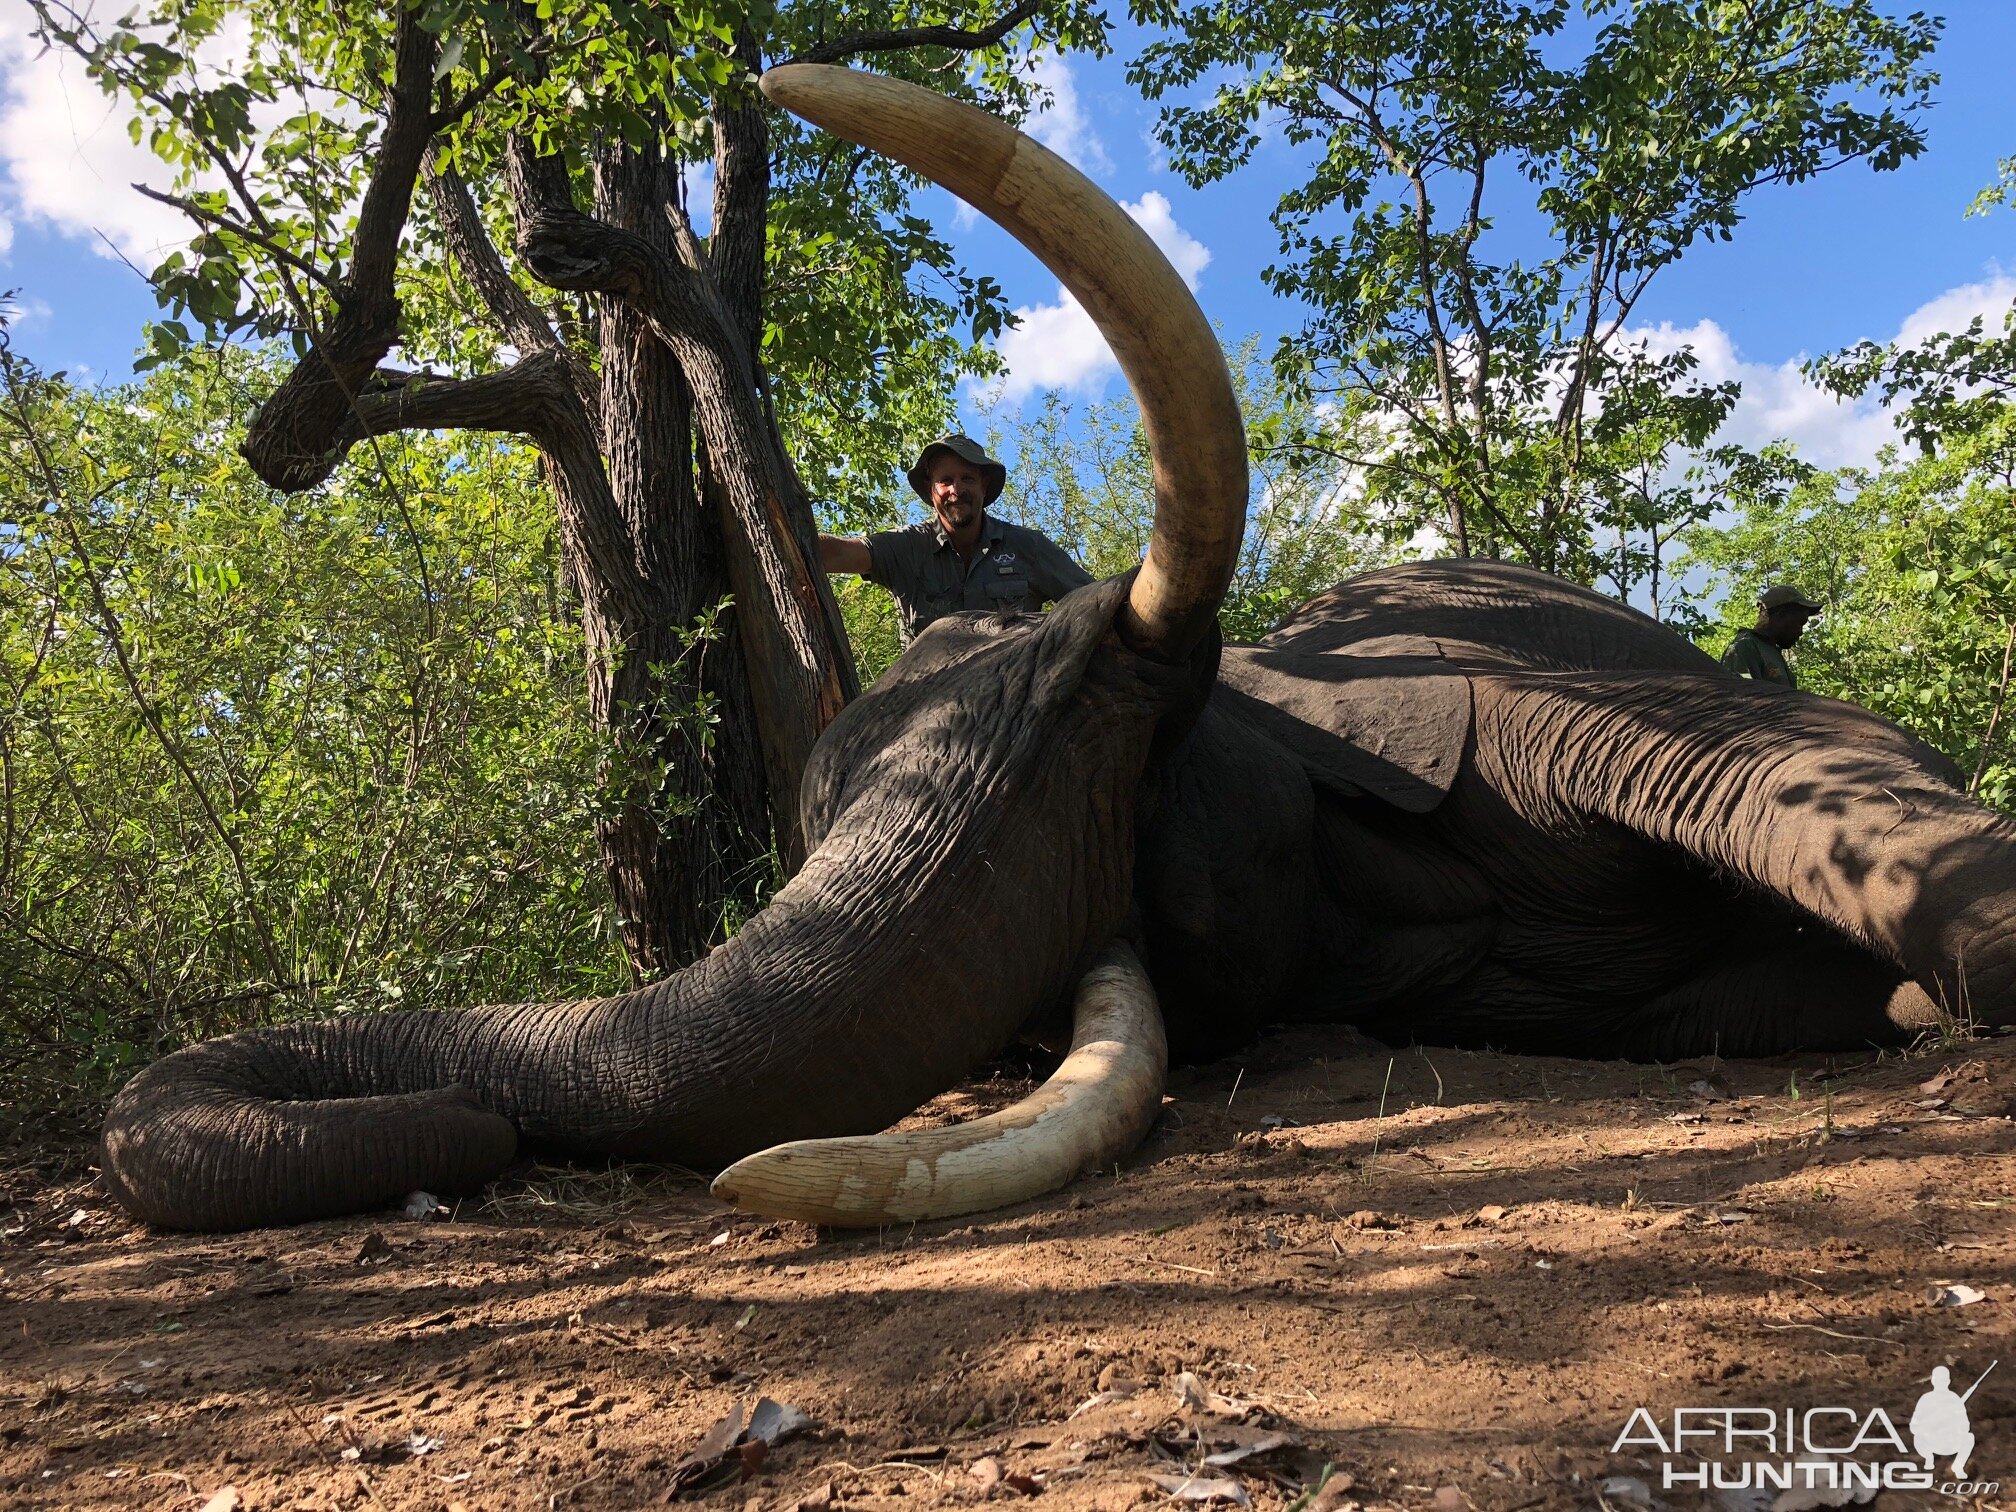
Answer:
1912 1363 1993 1477
1614 1361 1999 1497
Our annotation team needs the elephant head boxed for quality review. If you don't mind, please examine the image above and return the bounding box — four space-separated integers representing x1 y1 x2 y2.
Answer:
98 66 1250 1232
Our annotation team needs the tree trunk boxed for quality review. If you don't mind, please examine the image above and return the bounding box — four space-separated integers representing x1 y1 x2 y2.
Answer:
587 140 775 972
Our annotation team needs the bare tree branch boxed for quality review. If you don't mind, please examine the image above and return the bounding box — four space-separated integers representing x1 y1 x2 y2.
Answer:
131 184 345 296
784 0 1042 66
431 59 516 131
423 153 563 358
340 351 583 443
239 7 440 490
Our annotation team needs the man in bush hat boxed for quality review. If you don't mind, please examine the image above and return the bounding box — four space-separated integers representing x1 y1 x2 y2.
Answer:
1721 583 1823 689
819 434 1092 645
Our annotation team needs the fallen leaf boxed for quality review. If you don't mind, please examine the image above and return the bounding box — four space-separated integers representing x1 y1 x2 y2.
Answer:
669 1401 749 1494
793 1482 835 1512
1171 1373 1262 1419
1598 1475 1655 1510
1201 1429 1298 1467
198 1489 241 1512
1475 1205 1507 1223
1144 1472 1249 1504
1919 1067 1958 1095
354 1232 394 1265
1067 1389 1136 1419
666 1397 813 1497
407 1432 443 1457
1928 1283 1987 1308
1306 1471 1357 1512
1003 1471 1043 1496
709 1230 732 1248
747 1397 814 1446
971 1457 1005 1490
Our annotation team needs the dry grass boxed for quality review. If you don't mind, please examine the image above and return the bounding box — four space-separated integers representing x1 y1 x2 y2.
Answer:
474 1158 710 1224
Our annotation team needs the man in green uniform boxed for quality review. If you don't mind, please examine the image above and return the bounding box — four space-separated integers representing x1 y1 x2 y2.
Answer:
819 435 1092 645
1721 583 1823 688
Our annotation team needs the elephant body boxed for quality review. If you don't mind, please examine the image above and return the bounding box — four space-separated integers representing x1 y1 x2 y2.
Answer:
1143 559 1997 1063
101 558 2016 1230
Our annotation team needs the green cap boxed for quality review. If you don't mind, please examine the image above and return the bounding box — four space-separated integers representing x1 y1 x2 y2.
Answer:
907 434 1006 505
1759 584 1823 612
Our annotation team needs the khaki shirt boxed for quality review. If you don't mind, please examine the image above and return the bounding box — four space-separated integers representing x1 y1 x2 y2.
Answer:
866 514 1093 644
1722 629 1796 688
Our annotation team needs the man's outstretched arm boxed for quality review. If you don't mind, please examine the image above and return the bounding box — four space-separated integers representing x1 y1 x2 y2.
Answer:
819 535 872 575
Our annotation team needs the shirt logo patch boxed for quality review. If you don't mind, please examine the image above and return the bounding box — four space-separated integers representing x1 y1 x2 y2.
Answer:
994 552 1019 571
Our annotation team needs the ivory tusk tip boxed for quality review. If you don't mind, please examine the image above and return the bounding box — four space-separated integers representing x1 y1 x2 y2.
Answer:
758 63 841 111
705 941 1166 1228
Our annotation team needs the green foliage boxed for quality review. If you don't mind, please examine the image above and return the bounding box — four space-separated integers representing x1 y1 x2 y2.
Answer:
1683 415 2016 808
0 336 630 1113
1127 0 1938 577
1696 153 2016 807
32 0 1108 516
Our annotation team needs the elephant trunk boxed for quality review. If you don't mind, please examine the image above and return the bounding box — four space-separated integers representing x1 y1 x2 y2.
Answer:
1528 673 2016 1025
759 66 1248 663
101 581 1191 1231
100 831 1123 1232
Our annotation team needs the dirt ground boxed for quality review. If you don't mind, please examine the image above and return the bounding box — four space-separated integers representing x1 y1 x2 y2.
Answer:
4 1026 2013 1512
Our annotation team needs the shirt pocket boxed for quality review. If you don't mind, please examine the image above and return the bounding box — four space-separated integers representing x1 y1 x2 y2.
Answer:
983 574 1032 612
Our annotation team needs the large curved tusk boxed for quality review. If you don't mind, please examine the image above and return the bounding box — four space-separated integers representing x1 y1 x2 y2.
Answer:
710 941 1167 1226
760 64 1246 663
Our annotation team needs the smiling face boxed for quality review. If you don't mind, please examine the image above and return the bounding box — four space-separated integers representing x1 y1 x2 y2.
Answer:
926 452 988 544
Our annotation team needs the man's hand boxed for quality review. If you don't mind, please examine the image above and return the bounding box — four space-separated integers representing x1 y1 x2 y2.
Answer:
819 535 872 576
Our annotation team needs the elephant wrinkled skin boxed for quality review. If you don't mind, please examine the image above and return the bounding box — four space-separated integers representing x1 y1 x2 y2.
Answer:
96 67 2016 1232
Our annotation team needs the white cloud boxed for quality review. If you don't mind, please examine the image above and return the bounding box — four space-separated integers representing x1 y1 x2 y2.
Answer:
1140 126 1168 178
941 187 978 232
1893 271 2016 352
1022 54 1109 176
1628 270 2016 470
984 191 1211 403
0 9 197 263
5 293 52 329
1125 191 1211 287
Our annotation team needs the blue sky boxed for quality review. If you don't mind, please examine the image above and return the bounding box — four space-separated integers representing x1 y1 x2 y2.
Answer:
0 2 2009 476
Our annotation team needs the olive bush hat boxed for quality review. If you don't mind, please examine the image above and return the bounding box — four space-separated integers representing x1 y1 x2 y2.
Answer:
1758 584 1823 612
907 434 1006 504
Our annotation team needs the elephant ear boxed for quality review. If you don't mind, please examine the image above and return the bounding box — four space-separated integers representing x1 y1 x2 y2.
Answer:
1214 644 1471 813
